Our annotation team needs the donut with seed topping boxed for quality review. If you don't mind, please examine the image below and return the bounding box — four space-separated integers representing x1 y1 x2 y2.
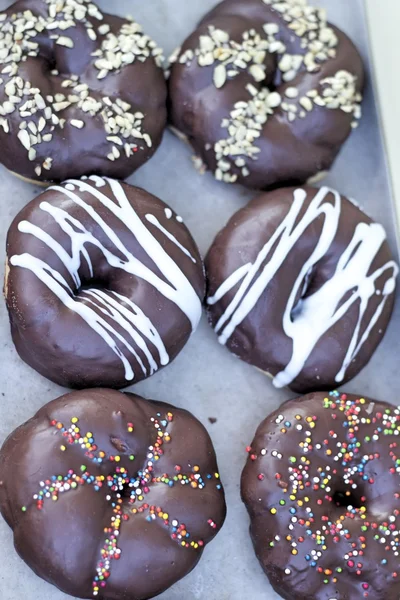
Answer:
0 0 167 184
168 0 364 190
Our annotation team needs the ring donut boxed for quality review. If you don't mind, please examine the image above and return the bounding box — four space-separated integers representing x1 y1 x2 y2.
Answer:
0 388 226 599
5 176 204 388
206 186 398 393
168 0 364 190
0 0 166 183
241 390 400 599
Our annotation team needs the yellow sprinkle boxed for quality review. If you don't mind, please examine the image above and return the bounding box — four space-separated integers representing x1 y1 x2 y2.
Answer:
270 508 277 515
60 445 66 452
114 456 121 462
292 549 298 555
71 417 78 424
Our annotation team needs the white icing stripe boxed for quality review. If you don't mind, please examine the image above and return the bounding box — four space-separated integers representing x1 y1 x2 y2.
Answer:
207 263 252 306
10 254 136 380
145 214 197 263
83 289 169 372
208 187 398 388
10 177 201 381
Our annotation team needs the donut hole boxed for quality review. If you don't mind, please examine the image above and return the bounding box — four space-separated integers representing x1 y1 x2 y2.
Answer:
77 279 110 294
332 488 362 510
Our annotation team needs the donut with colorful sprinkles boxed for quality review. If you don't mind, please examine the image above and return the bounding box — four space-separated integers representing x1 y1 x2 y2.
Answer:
241 391 400 600
0 388 226 599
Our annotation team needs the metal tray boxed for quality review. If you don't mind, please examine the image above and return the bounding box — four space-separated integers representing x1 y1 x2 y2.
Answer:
0 1 398 599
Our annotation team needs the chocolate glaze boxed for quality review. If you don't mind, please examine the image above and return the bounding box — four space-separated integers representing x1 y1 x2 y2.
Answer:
0 388 226 600
241 391 400 600
168 0 364 190
5 176 205 388
0 0 167 183
206 186 398 393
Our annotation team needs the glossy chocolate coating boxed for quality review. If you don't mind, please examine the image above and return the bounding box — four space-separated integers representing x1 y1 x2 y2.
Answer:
206 186 397 393
241 391 400 600
168 0 364 190
0 0 167 183
5 176 205 388
0 388 226 600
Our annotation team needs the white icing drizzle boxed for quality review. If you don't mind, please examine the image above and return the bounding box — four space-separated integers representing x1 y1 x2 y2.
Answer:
145 214 197 263
208 187 398 388
10 176 201 381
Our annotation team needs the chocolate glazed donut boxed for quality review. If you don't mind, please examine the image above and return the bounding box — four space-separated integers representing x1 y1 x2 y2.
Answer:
0 388 226 600
168 0 364 190
241 391 400 600
5 176 205 388
0 0 167 183
206 186 398 393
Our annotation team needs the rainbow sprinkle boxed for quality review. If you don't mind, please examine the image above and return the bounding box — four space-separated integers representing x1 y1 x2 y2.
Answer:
24 411 222 597
247 392 400 598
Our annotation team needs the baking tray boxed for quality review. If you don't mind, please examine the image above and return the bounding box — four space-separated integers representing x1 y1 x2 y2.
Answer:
0 1 398 599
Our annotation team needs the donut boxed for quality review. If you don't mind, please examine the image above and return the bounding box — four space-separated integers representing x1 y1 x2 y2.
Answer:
206 186 398 393
241 390 400 600
168 0 364 190
0 0 167 184
0 388 226 599
5 176 204 388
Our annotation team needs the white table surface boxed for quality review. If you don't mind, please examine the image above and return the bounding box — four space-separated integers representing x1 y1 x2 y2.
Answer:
366 0 400 225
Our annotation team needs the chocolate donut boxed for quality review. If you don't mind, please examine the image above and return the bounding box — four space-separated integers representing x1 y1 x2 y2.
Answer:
241 390 400 600
0 0 166 184
5 176 204 388
206 186 398 393
168 0 364 190
0 388 226 599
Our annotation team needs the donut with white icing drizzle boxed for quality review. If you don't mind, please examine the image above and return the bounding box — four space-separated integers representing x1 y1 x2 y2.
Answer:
0 0 166 184
5 176 204 388
168 0 364 190
206 186 398 393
